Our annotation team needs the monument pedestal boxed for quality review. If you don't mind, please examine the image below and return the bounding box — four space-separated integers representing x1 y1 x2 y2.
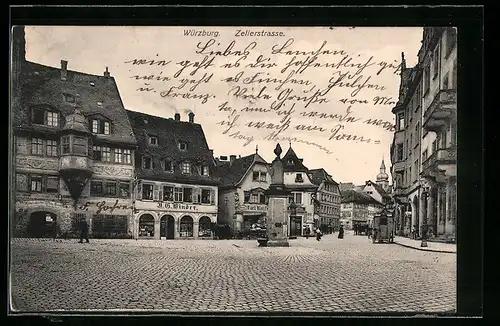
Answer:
264 184 290 247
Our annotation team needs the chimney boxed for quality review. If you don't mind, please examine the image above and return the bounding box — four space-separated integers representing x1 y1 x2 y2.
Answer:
188 112 195 123
61 60 68 81
174 113 180 121
229 155 237 166
104 66 110 77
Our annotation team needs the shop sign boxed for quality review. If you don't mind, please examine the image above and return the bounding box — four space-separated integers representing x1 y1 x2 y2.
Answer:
78 199 133 215
18 200 64 210
238 204 267 212
156 202 198 211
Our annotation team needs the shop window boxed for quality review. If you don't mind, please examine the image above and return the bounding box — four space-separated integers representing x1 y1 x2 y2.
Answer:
46 176 59 193
163 186 174 201
183 187 193 203
31 138 44 155
142 184 154 200
114 148 122 163
31 174 43 192
138 215 155 237
174 187 183 202
201 189 212 204
119 182 130 198
180 216 194 237
90 180 103 196
123 149 131 164
198 216 212 238
46 140 58 156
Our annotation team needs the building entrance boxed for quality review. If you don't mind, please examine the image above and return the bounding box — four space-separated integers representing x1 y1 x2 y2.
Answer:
27 211 57 238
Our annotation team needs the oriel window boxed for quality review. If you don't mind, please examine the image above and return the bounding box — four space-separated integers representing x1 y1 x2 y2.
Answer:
102 147 111 162
31 138 44 155
123 149 131 164
114 148 122 163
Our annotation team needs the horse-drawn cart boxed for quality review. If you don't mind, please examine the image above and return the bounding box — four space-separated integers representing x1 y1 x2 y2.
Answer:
371 210 395 244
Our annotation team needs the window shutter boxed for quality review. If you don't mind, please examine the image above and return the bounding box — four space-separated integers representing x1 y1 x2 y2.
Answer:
137 183 142 200
193 188 200 203
210 190 215 205
153 184 160 201
159 187 163 202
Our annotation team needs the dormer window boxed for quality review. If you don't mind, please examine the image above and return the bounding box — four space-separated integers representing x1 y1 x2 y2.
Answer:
90 119 111 135
288 159 294 164
149 136 158 145
295 173 304 183
202 165 210 176
63 94 75 103
181 162 191 174
90 82 95 87
32 108 59 127
163 160 173 172
179 141 188 151
142 156 153 169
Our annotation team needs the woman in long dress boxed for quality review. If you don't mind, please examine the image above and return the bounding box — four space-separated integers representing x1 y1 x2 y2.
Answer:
338 225 344 239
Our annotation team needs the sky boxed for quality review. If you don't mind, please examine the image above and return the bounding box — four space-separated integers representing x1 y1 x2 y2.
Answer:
24 26 423 185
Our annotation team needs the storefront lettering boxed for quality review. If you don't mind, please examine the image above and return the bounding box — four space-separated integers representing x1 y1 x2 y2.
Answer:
156 202 198 211
238 204 267 212
79 199 133 214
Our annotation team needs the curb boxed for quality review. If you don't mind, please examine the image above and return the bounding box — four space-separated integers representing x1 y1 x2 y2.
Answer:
393 241 456 254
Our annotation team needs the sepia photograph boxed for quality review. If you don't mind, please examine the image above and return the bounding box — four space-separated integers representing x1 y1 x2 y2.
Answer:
10 24 459 314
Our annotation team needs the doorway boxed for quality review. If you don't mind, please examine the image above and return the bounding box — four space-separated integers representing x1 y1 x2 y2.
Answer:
160 215 175 239
289 216 302 236
27 211 57 238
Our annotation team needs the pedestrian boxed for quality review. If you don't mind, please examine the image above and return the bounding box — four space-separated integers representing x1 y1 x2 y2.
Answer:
367 225 372 239
79 217 89 243
338 225 344 239
315 228 322 241
304 226 311 239
411 225 416 239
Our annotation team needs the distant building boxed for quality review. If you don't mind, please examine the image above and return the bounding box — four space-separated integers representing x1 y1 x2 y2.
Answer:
126 110 219 239
340 190 383 230
12 26 137 238
359 180 391 223
375 159 391 192
214 149 271 235
282 145 318 236
309 168 341 231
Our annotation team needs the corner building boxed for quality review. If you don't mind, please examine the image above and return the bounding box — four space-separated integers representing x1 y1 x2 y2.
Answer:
126 110 219 239
12 26 137 238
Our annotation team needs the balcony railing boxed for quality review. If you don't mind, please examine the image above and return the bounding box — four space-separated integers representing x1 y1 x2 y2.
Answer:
423 89 457 132
421 147 457 176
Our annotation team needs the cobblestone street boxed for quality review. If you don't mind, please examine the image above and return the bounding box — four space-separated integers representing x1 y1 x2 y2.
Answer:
9 232 456 313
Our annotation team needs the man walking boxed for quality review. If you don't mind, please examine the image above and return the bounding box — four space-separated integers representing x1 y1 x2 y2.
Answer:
79 217 89 243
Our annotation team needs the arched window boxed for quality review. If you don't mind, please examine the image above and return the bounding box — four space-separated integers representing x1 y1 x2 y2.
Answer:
198 216 212 238
180 216 194 237
138 214 155 237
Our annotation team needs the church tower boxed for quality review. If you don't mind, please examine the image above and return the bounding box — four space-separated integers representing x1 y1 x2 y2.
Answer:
376 158 390 192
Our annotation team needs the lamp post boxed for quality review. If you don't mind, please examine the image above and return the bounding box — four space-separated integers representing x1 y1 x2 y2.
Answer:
419 178 430 248
131 178 141 239
289 200 298 236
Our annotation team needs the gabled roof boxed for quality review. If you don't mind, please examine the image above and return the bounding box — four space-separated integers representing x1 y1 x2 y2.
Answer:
282 146 308 172
340 182 355 191
308 168 339 186
341 190 381 205
213 153 268 188
13 61 136 145
363 180 392 201
126 109 219 185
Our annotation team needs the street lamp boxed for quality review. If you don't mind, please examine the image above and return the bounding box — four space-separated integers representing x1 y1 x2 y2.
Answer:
419 178 430 248
288 200 297 236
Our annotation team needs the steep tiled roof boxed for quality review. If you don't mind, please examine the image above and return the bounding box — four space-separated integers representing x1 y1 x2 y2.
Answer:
308 168 339 186
213 153 268 188
282 146 308 172
14 61 136 145
340 182 355 191
126 109 219 186
341 190 381 205
363 180 391 201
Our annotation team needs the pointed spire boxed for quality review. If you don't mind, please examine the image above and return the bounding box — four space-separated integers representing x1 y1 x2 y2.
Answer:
401 52 406 71
380 157 386 173
255 144 258 154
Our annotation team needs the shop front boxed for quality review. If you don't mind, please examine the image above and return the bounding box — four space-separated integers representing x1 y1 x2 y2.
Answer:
133 200 217 240
234 203 267 238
